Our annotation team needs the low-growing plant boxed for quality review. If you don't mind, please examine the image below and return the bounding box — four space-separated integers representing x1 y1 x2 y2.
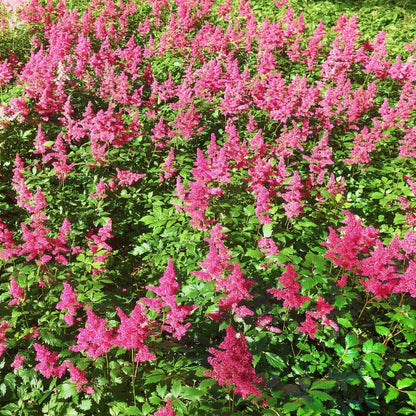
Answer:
1 0 416 415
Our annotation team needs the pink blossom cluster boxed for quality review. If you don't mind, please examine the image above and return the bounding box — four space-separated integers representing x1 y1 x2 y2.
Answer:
141 258 197 340
205 325 263 399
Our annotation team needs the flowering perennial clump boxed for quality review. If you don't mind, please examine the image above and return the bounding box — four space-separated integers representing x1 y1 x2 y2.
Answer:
0 0 416 413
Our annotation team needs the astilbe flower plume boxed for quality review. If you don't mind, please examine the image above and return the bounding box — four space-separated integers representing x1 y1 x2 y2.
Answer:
191 223 232 282
0 320 12 358
154 398 175 416
321 210 379 270
56 282 83 325
141 258 197 340
205 325 263 399
64 360 94 393
216 262 255 318
11 354 25 371
267 263 311 310
33 343 66 378
297 295 338 339
70 306 115 359
113 303 156 362
8 276 26 305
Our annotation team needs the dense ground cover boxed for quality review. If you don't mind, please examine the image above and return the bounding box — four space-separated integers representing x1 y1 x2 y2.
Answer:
1 0 416 414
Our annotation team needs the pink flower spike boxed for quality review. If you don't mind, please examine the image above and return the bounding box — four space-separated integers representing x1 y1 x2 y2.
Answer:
8 276 26 306
11 354 25 371
33 343 66 379
69 306 114 359
297 315 318 339
0 320 12 358
154 397 175 416
205 326 263 399
56 282 83 325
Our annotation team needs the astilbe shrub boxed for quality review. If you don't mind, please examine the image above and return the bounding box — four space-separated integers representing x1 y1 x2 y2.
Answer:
1 0 416 415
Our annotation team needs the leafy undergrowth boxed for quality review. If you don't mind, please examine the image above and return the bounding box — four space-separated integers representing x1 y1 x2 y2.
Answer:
1 0 416 415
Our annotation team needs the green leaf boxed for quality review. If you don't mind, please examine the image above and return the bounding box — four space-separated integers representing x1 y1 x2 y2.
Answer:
345 333 359 348
79 400 92 411
57 382 78 399
171 380 182 398
310 379 337 391
264 352 285 369
125 406 141 415
406 391 416 404
141 403 152 415
309 390 334 402
181 386 204 401
385 386 399 403
262 223 273 238
397 378 415 390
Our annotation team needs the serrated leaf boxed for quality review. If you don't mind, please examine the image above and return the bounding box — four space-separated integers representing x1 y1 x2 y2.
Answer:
385 386 399 403
264 352 285 369
310 379 337 391
263 223 273 238
141 403 152 415
171 380 182 398
79 400 92 411
181 386 204 401
309 390 334 401
406 391 416 404
397 378 415 390
345 333 359 348
58 382 77 399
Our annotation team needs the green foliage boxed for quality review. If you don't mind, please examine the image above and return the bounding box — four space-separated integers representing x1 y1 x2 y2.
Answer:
1 0 416 415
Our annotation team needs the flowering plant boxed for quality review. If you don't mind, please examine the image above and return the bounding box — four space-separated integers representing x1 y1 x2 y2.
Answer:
1 0 416 414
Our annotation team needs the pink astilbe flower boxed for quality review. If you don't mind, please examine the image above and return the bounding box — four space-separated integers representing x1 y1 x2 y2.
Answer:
326 172 346 196
192 223 233 282
362 29 391 79
171 103 204 140
8 276 26 305
322 210 379 270
56 282 83 325
11 354 25 371
398 126 416 158
159 147 177 182
114 168 146 186
90 179 107 199
358 238 404 298
303 20 325 70
343 123 386 165
86 218 113 275
394 260 416 298
258 237 280 260
33 124 49 155
0 320 12 357
303 130 333 185
64 360 94 393
70 306 115 359
174 176 221 229
267 264 311 310
33 343 66 379
141 258 197 340
255 314 281 334
154 398 175 416
113 303 156 362
216 262 255 318
296 315 318 339
205 326 263 399
280 171 305 219
45 132 75 179
320 14 361 81
308 295 339 331
0 59 13 86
